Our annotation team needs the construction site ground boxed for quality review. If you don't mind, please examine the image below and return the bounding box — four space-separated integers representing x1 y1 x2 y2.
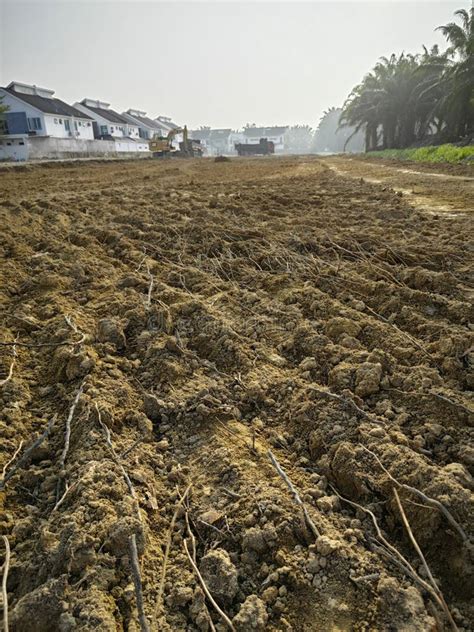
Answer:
0 155 473 632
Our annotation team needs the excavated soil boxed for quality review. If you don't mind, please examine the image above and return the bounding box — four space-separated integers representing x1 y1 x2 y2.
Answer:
0 156 473 632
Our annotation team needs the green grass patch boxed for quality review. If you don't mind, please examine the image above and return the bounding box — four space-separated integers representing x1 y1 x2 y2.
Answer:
364 144 474 164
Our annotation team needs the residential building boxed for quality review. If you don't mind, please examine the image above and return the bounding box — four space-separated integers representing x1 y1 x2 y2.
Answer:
74 99 140 140
154 116 182 148
0 81 94 140
242 126 288 153
189 128 235 155
122 109 165 140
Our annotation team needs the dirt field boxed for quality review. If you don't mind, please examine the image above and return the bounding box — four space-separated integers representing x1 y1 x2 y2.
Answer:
1 155 473 632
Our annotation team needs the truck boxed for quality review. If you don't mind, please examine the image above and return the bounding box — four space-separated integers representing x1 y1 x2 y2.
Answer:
234 138 275 156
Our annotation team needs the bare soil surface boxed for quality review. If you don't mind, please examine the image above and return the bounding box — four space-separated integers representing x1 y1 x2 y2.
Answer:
324 155 473 216
1 156 473 632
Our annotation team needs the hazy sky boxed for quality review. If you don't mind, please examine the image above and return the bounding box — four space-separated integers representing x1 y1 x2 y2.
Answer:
0 1 469 129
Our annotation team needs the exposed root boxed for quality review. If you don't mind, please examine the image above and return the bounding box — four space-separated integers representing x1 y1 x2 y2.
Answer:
59 381 85 470
0 416 55 490
1 536 10 632
0 336 18 388
64 314 86 349
394 488 458 631
1 441 24 481
268 449 320 539
129 533 150 632
360 445 468 542
155 484 192 623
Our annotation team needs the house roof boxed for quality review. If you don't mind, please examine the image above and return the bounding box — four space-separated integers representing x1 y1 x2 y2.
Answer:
154 116 180 131
243 126 288 137
123 112 163 131
2 86 93 119
81 104 130 125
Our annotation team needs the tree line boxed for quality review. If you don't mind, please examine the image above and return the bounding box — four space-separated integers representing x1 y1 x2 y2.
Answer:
340 7 473 151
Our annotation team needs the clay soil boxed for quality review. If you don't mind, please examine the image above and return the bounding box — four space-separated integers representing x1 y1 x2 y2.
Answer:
0 156 473 632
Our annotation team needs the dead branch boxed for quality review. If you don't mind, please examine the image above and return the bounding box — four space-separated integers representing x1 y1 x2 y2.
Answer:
64 314 86 348
0 416 55 489
0 337 18 387
268 450 320 539
307 385 383 424
155 484 192 623
129 534 150 632
51 480 78 514
331 485 453 625
95 404 135 498
2 535 10 632
59 381 85 470
1 441 24 481
394 489 458 631
183 539 235 631
145 263 154 310
360 445 467 542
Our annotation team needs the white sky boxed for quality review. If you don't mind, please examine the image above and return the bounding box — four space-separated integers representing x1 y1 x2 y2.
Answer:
0 0 468 129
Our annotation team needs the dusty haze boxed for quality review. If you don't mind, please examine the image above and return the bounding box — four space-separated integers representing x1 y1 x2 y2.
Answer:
0 0 469 128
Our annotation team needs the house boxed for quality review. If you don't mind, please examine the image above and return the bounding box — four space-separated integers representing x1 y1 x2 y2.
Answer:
121 109 165 140
189 128 235 155
154 116 182 148
74 99 139 140
74 99 148 153
0 81 94 140
242 126 288 153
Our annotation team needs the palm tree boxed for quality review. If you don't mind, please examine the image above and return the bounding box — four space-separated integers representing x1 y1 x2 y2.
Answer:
436 8 474 139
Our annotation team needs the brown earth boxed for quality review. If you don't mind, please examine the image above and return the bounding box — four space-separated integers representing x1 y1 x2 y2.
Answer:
0 155 473 632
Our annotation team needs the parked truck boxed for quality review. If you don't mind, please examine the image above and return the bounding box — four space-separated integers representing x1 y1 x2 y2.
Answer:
234 138 275 156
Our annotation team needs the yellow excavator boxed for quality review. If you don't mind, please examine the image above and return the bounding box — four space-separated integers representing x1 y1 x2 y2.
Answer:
149 125 202 157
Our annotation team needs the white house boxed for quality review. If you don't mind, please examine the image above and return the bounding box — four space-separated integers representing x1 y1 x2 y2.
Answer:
154 115 182 148
74 99 148 153
242 126 288 153
122 109 165 140
74 99 139 139
0 81 94 140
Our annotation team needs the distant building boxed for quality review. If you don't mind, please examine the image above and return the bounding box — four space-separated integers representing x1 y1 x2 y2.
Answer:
122 109 165 140
74 99 148 153
242 126 288 153
154 116 182 147
0 81 95 160
189 128 235 155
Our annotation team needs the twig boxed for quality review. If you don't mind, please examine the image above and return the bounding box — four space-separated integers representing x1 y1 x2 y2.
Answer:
2 535 10 632
0 337 18 387
0 416 55 489
51 480 77 513
1 441 24 480
268 450 320 539
129 534 150 632
183 539 235 631
95 404 135 498
121 437 143 459
59 381 85 470
145 264 154 310
350 572 380 584
64 314 86 348
0 340 77 348
360 445 467 542
394 488 458 631
331 485 453 625
307 385 382 424
155 484 192 623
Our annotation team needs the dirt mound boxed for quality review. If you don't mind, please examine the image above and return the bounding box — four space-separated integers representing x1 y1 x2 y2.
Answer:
0 156 472 631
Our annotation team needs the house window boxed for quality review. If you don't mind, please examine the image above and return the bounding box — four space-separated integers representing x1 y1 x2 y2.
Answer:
64 119 71 132
100 125 108 135
74 121 78 130
54 118 58 124
59 119 63 124
19 141 25 145
111 126 114 132
28 117 42 131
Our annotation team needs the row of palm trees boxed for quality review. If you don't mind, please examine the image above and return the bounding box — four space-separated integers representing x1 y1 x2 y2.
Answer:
340 8 473 151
